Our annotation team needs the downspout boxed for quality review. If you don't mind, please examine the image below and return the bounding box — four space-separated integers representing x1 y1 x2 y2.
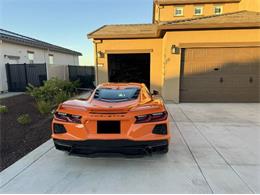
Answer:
45 49 49 80
94 40 99 86
154 0 161 23
158 1 161 23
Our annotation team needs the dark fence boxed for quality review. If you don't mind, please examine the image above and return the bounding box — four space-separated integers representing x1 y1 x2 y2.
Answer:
68 65 95 89
6 63 47 92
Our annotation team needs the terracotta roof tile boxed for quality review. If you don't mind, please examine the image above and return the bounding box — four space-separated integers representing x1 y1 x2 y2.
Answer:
88 24 159 39
88 11 260 39
161 10 260 25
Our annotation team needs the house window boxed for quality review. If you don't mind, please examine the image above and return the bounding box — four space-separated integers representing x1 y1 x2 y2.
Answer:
214 5 223 15
49 54 54 64
27 51 34 64
6 55 20 64
174 7 184 16
194 6 203 16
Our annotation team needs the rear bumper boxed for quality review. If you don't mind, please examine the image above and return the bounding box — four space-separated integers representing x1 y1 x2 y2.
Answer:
53 139 168 155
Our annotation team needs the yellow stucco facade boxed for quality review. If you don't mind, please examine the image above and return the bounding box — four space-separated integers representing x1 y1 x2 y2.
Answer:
155 3 238 22
154 0 260 22
90 0 260 103
94 28 260 102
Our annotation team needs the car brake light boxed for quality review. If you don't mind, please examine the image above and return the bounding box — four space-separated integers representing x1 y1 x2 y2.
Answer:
135 111 168 123
54 112 82 124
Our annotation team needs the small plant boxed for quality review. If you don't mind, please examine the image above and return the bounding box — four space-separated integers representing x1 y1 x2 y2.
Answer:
54 91 70 105
26 78 79 114
36 100 53 115
0 105 8 113
17 114 32 125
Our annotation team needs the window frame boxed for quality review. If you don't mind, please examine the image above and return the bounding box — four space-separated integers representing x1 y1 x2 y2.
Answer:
48 54 54 64
174 6 184 17
7 55 20 64
27 51 34 64
194 6 204 16
214 5 223 15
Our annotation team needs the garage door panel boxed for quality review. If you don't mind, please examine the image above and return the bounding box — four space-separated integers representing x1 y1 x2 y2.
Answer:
181 89 259 102
181 76 223 88
180 47 260 102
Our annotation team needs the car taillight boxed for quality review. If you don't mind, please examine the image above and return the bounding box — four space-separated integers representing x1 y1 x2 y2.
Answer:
135 111 168 123
54 112 82 124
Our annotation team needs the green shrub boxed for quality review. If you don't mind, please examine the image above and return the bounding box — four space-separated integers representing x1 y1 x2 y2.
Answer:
0 105 8 113
26 78 80 114
54 91 71 105
17 114 32 125
37 101 53 115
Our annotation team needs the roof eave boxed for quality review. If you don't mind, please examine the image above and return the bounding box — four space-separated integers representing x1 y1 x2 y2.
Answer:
160 22 260 30
88 33 160 39
87 25 107 39
1 36 82 56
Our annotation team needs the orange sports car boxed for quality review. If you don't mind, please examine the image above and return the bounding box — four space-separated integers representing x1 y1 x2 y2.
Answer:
52 83 170 155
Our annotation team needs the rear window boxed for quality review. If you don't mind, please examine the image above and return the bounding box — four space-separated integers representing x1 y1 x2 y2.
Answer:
94 87 140 102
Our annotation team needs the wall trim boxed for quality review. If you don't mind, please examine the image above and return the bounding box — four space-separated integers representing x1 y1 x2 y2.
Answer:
105 49 153 54
179 42 260 48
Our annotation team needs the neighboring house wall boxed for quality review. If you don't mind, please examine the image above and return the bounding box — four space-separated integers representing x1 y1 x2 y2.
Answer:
0 41 79 92
153 0 260 22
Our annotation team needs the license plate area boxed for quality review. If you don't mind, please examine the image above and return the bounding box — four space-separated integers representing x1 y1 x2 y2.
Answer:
97 121 120 134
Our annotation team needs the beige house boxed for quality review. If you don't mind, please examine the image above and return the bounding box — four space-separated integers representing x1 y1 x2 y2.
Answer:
0 29 82 92
88 0 260 103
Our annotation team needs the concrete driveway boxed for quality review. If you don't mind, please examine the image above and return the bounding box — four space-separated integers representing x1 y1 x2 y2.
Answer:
1 103 259 193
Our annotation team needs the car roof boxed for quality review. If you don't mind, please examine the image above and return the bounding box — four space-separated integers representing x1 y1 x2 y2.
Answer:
97 83 145 89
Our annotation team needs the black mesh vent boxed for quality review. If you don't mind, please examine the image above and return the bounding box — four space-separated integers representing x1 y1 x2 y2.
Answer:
152 124 167 135
53 123 67 134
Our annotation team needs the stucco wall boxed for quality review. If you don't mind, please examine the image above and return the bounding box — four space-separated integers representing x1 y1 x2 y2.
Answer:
154 0 260 22
0 41 79 92
95 39 163 93
239 0 260 12
93 28 260 103
47 64 69 80
162 29 260 102
159 3 238 21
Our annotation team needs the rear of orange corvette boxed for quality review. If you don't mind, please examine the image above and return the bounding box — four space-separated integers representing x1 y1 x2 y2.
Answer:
52 83 170 155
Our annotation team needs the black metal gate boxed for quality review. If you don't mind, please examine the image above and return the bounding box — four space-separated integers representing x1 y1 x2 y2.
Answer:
68 65 95 89
6 63 47 92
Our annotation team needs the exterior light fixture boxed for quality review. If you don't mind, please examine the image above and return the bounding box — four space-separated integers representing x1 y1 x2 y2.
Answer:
97 51 104 58
171 45 180 54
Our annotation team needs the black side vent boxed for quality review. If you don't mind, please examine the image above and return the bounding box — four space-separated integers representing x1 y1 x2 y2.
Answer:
94 89 100 99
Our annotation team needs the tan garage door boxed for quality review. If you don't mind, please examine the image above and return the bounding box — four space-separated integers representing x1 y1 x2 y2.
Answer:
180 47 260 102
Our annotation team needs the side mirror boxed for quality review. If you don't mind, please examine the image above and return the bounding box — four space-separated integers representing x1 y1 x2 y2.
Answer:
152 90 159 96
